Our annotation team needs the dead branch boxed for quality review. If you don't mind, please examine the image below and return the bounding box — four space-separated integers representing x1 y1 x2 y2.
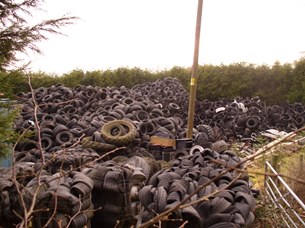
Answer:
11 127 33 227
178 220 189 228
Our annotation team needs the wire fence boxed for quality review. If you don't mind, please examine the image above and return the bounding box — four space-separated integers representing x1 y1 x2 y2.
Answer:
264 161 305 227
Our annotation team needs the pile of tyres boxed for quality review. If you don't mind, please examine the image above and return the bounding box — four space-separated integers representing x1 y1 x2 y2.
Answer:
0 77 304 227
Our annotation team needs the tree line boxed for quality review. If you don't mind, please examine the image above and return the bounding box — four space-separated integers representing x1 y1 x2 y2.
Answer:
1 58 305 105
1 1 304 106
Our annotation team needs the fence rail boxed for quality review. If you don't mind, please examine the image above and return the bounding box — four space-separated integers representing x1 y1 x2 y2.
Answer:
264 161 305 227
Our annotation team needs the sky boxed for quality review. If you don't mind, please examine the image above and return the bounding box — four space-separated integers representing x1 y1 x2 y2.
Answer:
23 0 305 75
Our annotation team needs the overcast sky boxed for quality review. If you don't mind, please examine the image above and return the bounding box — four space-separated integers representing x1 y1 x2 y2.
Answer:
24 0 305 75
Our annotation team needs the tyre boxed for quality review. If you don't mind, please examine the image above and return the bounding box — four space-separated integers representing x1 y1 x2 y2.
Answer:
246 116 259 129
55 131 73 146
81 136 117 152
197 124 215 142
101 120 137 146
41 136 54 152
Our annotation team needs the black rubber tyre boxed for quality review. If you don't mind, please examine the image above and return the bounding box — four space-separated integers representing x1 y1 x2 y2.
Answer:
53 124 69 136
70 127 84 137
71 213 88 228
135 110 150 122
197 124 215 142
139 120 156 136
139 185 154 208
181 206 203 228
40 127 53 138
295 116 305 127
155 186 167 213
71 173 93 197
41 136 54 152
246 116 259 129
81 136 117 152
212 140 228 153
41 114 56 123
55 131 73 146
101 120 136 146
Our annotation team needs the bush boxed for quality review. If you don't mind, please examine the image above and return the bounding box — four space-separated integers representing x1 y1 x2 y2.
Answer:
0 100 19 158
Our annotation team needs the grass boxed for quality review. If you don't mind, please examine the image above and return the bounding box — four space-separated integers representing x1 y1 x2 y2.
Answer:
251 193 283 227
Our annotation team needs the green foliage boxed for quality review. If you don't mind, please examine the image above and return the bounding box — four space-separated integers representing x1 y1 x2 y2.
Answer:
59 69 85 88
57 67 156 89
287 58 305 103
0 0 78 72
0 71 28 99
111 67 156 88
0 102 19 158
240 62 295 104
29 71 59 89
1 58 305 105
156 66 191 90
197 63 254 101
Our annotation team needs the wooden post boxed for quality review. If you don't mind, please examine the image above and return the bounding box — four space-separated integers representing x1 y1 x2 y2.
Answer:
271 154 280 186
186 0 204 138
271 154 280 171
264 161 268 190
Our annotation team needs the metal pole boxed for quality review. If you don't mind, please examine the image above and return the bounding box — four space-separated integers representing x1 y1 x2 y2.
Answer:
187 0 204 138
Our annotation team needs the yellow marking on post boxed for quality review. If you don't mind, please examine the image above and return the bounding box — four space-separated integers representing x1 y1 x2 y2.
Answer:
190 78 196 86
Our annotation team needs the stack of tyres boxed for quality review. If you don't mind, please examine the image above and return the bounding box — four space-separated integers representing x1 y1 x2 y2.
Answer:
137 147 255 228
3 77 305 227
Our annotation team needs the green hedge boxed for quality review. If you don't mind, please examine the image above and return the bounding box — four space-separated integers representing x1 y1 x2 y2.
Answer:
1 58 305 105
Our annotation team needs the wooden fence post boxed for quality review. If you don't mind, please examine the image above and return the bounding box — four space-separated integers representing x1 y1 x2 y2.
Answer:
271 154 280 171
271 154 280 185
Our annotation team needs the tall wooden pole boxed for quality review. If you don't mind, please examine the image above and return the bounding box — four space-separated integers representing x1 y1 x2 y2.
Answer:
187 0 204 138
